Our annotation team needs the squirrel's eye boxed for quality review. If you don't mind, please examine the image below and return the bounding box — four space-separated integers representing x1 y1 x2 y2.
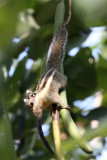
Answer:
33 92 36 97
30 102 34 107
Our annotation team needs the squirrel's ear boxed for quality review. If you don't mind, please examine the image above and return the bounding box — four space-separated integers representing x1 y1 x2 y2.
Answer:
33 92 36 97
24 99 27 103
26 90 32 95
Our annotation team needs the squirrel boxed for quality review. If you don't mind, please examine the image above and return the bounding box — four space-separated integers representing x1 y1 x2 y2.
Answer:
24 0 71 155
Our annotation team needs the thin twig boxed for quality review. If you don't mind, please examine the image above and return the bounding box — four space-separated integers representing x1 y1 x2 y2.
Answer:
64 0 72 26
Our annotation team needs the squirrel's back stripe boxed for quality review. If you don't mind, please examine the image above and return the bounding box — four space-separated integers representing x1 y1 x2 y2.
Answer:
41 69 55 90
36 72 46 91
36 69 55 92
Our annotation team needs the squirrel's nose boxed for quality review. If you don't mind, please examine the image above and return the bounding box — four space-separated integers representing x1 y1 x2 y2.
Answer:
30 102 34 107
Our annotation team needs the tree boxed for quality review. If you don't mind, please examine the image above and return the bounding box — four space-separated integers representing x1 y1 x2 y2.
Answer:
0 0 107 160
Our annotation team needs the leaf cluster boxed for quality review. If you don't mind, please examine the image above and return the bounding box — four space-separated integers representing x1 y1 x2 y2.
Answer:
0 0 107 160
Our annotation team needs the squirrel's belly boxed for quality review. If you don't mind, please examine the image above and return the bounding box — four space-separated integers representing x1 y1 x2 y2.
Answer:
42 100 51 109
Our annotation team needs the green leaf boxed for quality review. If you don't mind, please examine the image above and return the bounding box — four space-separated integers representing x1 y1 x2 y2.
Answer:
86 107 107 121
65 47 96 103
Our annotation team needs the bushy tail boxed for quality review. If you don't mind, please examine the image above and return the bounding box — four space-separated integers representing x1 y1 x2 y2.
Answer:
46 26 68 70
46 0 71 71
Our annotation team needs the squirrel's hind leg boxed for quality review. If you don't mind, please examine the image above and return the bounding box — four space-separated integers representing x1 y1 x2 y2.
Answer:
53 94 70 110
53 71 67 91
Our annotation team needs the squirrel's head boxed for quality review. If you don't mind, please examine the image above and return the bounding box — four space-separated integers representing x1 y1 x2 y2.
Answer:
24 90 42 116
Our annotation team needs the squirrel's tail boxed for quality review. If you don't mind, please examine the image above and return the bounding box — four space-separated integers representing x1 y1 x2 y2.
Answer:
46 26 68 71
46 0 71 71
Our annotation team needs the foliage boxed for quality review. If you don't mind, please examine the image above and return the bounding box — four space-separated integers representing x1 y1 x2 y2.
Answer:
0 0 107 160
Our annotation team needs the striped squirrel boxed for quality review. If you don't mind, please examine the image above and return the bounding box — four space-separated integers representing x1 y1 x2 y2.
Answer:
24 0 71 155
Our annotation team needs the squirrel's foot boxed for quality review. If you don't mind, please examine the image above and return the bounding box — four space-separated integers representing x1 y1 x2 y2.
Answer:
61 105 71 110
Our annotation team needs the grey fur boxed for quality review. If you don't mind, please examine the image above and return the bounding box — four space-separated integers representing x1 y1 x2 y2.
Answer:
25 24 69 115
46 25 68 71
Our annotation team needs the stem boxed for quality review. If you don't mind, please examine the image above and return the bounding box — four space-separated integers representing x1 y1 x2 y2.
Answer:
62 117 107 151
60 92 93 154
52 105 65 160
54 0 65 36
